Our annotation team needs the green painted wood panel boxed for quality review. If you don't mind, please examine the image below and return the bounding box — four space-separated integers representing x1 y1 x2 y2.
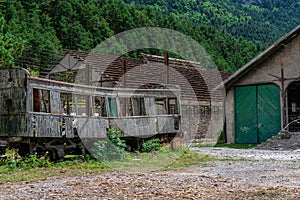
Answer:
235 85 258 143
257 84 281 143
234 84 281 144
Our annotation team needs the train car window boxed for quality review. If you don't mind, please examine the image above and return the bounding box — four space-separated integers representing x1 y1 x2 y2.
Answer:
119 97 133 116
33 89 40 112
33 88 50 113
76 95 89 116
144 97 156 116
132 98 146 116
60 93 74 115
94 96 107 117
108 98 117 117
168 98 178 114
155 98 166 115
108 97 118 117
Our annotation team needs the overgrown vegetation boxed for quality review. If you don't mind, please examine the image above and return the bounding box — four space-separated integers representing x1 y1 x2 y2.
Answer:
91 128 128 161
0 147 216 182
142 138 162 153
0 129 255 183
106 146 217 171
0 154 51 172
0 131 220 182
0 148 108 182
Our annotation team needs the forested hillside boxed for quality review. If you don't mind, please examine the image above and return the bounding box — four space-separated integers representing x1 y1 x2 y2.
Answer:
1 0 282 74
124 0 300 45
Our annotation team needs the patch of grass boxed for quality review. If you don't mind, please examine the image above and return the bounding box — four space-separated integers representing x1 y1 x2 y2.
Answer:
0 146 221 182
166 149 217 169
192 142 257 149
214 143 257 149
0 155 109 183
106 147 217 171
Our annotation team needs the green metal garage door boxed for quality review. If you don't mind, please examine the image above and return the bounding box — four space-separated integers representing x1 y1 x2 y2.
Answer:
235 84 281 144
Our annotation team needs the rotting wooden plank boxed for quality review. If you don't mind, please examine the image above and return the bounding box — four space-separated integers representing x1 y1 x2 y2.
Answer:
76 117 109 138
27 114 69 138
157 116 175 134
110 117 157 137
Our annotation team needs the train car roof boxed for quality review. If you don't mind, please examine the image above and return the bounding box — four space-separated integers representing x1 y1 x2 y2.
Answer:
27 76 181 94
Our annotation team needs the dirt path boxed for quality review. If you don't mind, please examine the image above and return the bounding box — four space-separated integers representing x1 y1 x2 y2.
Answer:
1 148 299 199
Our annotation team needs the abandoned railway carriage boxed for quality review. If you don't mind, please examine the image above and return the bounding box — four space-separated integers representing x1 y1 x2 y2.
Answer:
0 68 181 160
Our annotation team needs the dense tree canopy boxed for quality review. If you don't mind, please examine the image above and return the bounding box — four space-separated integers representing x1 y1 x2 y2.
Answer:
1 0 294 73
0 17 25 68
125 0 300 45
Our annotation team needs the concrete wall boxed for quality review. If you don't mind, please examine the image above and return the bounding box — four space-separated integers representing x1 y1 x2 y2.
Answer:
225 35 300 143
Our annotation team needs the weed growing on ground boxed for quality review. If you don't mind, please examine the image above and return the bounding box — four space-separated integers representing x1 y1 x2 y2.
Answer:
141 138 162 153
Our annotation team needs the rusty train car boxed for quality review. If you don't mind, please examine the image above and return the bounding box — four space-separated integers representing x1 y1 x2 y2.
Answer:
0 68 181 160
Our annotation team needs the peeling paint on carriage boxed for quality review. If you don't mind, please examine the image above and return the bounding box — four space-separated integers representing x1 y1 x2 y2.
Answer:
26 114 75 138
0 68 28 138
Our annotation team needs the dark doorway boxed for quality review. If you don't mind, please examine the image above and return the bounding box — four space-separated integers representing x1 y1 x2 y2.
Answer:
287 81 300 132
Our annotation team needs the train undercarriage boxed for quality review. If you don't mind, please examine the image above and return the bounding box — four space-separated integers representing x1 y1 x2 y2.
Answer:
0 132 179 161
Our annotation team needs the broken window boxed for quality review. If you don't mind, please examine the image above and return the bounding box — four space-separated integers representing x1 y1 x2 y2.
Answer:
33 88 50 113
93 96 107 117
132 98 146 116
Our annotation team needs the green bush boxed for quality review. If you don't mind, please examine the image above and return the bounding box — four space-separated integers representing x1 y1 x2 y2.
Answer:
0 157 18 172
142 138 162 153
0 154 52 172
20 154 52 169
91 128 128 161
107 128 127 150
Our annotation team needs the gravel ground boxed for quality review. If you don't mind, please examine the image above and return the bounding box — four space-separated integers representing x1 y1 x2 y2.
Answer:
191 147 300 188
1 147 299 199
191 147 300 161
